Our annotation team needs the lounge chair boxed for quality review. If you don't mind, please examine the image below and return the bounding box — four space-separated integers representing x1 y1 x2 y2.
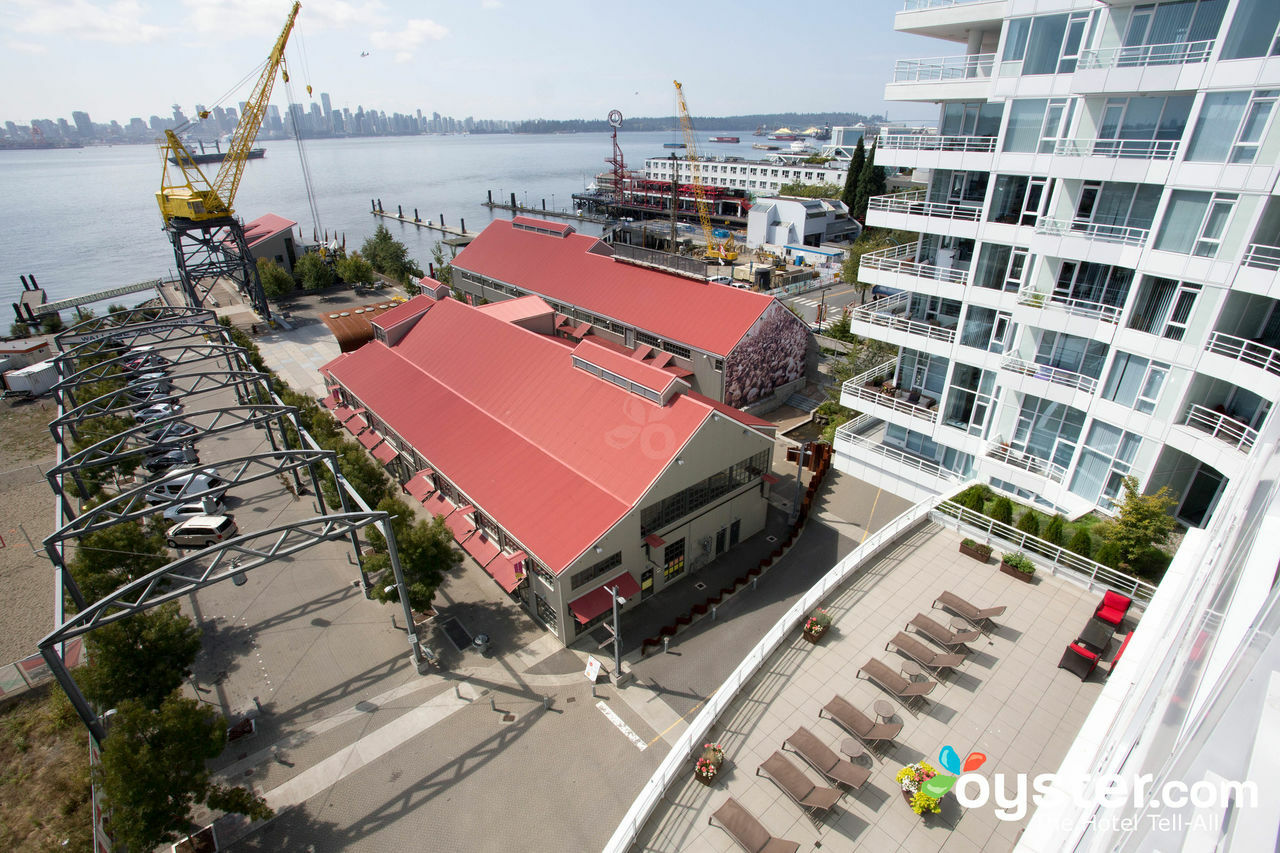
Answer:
932 590 1006 634
818 695 902 757
858 657 937 710
885 631 966 677
783 726 871 790
908 612 981 651
709 797 801 853
1095 591 1132 628
1057 642 1099 680
757 750 842 822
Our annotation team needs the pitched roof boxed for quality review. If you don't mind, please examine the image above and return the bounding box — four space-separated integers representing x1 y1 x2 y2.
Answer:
323 298 725 573
476 294 554 324
243 213 297 248
453 217 776 356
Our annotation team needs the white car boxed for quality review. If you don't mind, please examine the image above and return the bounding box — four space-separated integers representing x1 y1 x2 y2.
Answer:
134 403 183 423
162 499 227 523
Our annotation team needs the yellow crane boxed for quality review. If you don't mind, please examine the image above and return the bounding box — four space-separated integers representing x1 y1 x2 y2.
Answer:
673 80 737 263
156 2 301 320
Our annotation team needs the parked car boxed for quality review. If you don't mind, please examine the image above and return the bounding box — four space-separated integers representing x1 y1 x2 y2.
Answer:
127 370 169 384
124 354 170 372
128 391 180 409
162 499 226 524
144 447 199 474
127 377 172 394
145 470 228 504
144 422 198 443
166 514 238 549
134 403 183 423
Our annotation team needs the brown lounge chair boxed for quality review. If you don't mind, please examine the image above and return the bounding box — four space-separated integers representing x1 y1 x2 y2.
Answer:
757 750 842 822
783 726 871 790
909 612 982 651
818 694 902 757
885 631 966 677
858 657 937 711
933 590 1006 633
709 797 801 853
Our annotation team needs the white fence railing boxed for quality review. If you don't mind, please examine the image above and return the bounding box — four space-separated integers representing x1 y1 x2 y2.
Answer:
1181 403 1259 452
892 53 995 82
986 442 1069 483
848 358 898 389
834 422 963 483
879 133 997 153
1036 218 1151 247
842 382 941 423
869 190 983 222
850 296 958 343
860 243 971 285
1017 289 1123 324
903 0 992 9
1242 243 1280 271
1205 331 1280 378
1078 40 1214 70
1000 355 1099 394
1053 138 1180 160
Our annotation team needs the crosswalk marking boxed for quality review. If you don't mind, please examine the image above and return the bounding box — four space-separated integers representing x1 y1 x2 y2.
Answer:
597 700 647 752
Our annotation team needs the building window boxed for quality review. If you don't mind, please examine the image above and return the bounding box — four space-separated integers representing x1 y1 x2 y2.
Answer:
1102 352 1169 413
534 591 557 631
972 244 1031 292
526 558 555 590
1185 90 1277 164
943 363 997 435
1220 0 1280 60
1011 395 1086 471
571 551 622 589
1053 261 1134 312
1069 421 1142 509
1154 190 1237 258
640 449 771 535
663 539 686 580
1127 277 1200 340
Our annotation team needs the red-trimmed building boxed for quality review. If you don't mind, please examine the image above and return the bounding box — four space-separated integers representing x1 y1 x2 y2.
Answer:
243 213 300 274
321 295 777 645
451 217 812 411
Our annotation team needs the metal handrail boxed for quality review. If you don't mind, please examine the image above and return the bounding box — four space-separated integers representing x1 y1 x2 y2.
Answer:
1053 138 1180 160
1205 332 1280 378
850 296 958 343
879 133 997 153
985 442 1069 483
1001 355 1099 394
869 191 982 221
834 423 962 482
892 53 995 82
861 243 971 285
842 382 941 423
903 0 992 8
848 358 899 388
1036 218 1151 247
1182 403 1259 452
1017 289 1123 324
1242 243 1280 271
1078 40 1214 70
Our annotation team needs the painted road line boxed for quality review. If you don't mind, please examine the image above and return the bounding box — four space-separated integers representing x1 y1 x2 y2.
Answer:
597 700 647 752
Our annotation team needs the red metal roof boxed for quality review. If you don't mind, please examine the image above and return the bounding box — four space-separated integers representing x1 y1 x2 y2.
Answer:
371 294 434 334
476 294 553 323
684 389 777 430
453 217 775 356
572 339 683 397
404 470 435 502
323 297 732 574
569 572 642 624
358 429 384 450
442 511 476 542
243 213 297 249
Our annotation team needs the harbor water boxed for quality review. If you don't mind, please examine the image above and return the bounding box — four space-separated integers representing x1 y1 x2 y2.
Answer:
0 130 755 310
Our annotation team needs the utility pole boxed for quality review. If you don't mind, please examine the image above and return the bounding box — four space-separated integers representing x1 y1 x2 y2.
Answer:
607 585 628 685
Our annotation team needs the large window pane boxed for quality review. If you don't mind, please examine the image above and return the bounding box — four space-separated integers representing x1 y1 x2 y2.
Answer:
1025 14 1068 75
1221 0 1280 59
1004 17 1032 61
1155 191 1210 253
1004 100 1047 152
1186 92 1249 161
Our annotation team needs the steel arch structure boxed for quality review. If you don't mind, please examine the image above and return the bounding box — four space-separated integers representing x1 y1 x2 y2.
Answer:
53 306 223 357
49 340 254 398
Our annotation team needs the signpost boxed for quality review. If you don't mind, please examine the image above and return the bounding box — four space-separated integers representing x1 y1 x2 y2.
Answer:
584 655 601 684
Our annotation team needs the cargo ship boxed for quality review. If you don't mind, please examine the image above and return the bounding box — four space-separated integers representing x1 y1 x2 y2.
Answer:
169 139 266 165
662 142 686 149
752 143 780 151
709 136 739 144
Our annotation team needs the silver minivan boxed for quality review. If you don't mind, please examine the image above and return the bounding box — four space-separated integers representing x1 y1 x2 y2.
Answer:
145 470 227 504
166 515 238 549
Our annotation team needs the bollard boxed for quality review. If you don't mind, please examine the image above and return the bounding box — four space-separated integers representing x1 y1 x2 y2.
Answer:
377 199 383 212
752 576 758 590
488 190 493 204
397 204 403 218
489 697 496 712
712 605 718 620
440 214 445 229
414 208 419 222
662 636 670 653
543 695 551 711
370 199 376 212
460 218 465 233
541 198 546 210
511 192 517 209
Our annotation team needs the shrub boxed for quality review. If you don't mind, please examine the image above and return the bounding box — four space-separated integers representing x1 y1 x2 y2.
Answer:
1001 552 1035 574
952 485 990 513
1015 511 1040 537
1044 514 1066 546
960 538 992 561
1067 528 1093 558
988 497 1014 525
1095 540 1124 570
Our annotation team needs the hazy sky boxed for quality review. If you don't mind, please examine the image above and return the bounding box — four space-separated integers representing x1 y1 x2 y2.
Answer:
1 0 944 125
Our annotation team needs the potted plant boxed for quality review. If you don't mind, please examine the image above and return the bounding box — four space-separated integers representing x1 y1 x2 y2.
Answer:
802 608 832 643
694 742 725 786
896 762 943 815
881 381 897 396
958 538 992 562
1000 551 1036 583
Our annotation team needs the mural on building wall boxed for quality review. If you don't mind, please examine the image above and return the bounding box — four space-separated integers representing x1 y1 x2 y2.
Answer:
723 301 808 409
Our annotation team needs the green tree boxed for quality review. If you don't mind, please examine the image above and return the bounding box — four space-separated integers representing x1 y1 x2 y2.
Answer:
294 252 335 293
78 603 202 710
777 182 843 199
1095 476 1178 570
987 496 1014 526
69 519 170 603
257 258 295 303
1044 514 1066 546
1067 527 1094 559
365 498 459 613
854 139 886 220
361 224 424 285
842 137 865 212
95 695 272 852
319 443 392 509
1015 510 1040 537
824 311 852 342
9 321 33 338
40 313 65 334
430 241 452 286
336 251 376 287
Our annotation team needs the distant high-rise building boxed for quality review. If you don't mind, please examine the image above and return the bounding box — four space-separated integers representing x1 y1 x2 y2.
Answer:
321 92 332 117
71 110 93 138
171 104 187 126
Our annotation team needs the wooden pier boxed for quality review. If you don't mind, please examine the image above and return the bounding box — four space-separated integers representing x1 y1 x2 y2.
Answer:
481 200 611 226
370 201 473 247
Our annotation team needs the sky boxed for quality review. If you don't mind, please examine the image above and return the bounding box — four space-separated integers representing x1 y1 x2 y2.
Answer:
0 0 944 126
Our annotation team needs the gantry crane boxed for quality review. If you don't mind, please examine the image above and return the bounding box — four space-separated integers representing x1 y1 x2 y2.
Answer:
673 80 737 263
156 2 302 321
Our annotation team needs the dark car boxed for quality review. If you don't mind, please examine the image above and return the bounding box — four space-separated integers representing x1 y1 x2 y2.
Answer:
144 447 199 473
145 422 198 443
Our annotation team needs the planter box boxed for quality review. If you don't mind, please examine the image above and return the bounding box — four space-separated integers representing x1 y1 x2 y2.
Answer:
694 771 715 786
1000 562 1034 583
802 626 828 644
958 542 991 562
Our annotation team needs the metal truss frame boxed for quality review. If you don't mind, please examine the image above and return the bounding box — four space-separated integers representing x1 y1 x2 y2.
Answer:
50 341 254 398
166 215 272 322
54 305 221 356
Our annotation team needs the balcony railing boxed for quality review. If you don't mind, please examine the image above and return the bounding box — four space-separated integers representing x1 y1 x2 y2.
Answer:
1036 217 1151 247
1001 355 1099 394
902 0 992 9
1017 289 1123 324
1078 40 1214 70
860 243 971 285
1052 138 1180 160
868 190 983 222
1242 243 1280 271
841 363 940 424
985 442 1068 483
879 133 997 153
834 422 963 483
850 292 958 343
1205 332 1280 378
892 53 995 83
1182 403 1260 452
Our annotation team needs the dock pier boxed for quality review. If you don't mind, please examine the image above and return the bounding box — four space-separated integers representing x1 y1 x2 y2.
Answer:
481 190 612 225
370 200 472 246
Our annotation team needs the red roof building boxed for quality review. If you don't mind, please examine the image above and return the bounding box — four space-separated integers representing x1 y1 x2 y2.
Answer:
322 297 776 645
451 217 812 410
243 213 300 274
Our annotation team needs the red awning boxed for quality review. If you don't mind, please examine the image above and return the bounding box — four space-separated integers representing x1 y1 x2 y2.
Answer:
644 533 665 548
358 430 384 450
442 511 476 542
486 551 526 593
404 469 435 502
423 491 452 517
461 529 500 567
762 473 780 484
457 504 475 515
333 405 354 422
345 415 368 435
569 572 641 624
372 442 399 464
321 390 339 410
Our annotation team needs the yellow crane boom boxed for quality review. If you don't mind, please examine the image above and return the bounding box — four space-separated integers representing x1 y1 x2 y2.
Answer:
673 80 737 263
157 1 301 224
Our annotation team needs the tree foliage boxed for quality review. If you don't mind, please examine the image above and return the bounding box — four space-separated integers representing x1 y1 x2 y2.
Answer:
1015 510 1040 537
853 139 886 220
257 258 295 303
78 603 202 710
361 224 423 284
430 241 452 286
95 695 272 852
987 497 1014 526
1095 476 1178 571
842 137 865 212
777 182 844 199
1044 514 1066 546
365 498 459 612
69 519 170 603
336 251 376 286
1067 527 1094 558
294 252 336 293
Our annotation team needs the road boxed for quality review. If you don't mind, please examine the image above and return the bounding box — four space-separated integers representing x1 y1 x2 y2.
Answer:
780 281 866 327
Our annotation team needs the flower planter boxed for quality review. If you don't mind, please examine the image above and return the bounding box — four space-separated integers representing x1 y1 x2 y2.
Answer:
958 542 991 562
802 626 827 644
694 770 715 786
1000 562 1034 583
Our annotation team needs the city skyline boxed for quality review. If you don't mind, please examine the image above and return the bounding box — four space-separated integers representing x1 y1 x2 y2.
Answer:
0 0 939 125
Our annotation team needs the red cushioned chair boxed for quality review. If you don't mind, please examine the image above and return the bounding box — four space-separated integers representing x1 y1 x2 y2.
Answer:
1094 591 1132 628
1057 642 1099 680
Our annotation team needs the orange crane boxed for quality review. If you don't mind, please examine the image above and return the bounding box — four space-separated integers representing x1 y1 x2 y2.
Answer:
673 80 737 263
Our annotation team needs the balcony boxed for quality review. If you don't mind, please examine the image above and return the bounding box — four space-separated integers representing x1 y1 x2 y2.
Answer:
1243 243 1280 271
892 52 995 82
867 189 982 222
849 292 958 344
1205 332 1280 378
902 0 990 8
1035 218 1151 247
986 442 1068 483
1053 138 1179 161
1001 355 1099 394
840 360 940 424
834 420 963 484
1181 403 1258 453
879 133 997 153
1078 40 1214 70
859 243 970 285
1017 289 1123 324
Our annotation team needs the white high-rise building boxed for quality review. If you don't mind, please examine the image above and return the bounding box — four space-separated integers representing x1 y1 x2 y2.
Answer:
835 0 1280 534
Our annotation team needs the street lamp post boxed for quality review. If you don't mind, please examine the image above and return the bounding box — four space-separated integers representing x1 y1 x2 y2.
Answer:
607 585 627 685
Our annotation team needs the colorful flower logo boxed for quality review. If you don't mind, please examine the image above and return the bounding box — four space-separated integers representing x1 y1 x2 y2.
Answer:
921 745 987 798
